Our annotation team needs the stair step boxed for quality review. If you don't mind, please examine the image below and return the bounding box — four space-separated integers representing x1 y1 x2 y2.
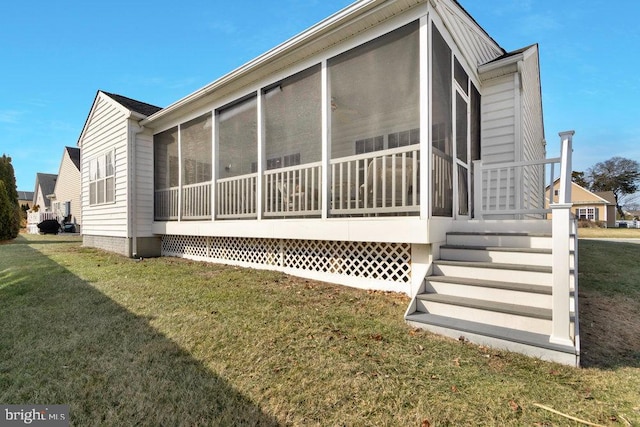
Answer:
440 245 552 254
446 231 552 237
439 245 555 266
433 260 554 285
416 293 552 319
445 232 557 249
435 259 552 273
426 275 551 295
405 312 578 358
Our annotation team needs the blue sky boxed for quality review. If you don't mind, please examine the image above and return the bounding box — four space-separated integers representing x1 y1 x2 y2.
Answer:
1 0 638 192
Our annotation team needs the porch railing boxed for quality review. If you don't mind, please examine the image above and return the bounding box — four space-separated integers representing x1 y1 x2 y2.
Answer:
216 173 258 219
473 157 561 219
329 145 420 216
182 181 212 220
155 187 179 220
263 162 322 217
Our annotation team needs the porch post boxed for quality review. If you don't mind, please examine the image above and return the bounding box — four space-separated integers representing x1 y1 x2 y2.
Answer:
473 160 482 219
549 130 575 347
549 203 573 346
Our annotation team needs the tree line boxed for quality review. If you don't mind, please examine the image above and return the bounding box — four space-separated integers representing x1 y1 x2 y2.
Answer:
0 154 20 240
572 156 640 219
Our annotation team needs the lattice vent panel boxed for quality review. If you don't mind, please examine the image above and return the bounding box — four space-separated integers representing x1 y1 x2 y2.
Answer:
162 236 411 284
209 237 280 266
162 235 208 258
284 240 411 283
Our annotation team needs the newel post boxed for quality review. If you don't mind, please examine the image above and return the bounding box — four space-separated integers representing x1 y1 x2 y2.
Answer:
549 130 575 346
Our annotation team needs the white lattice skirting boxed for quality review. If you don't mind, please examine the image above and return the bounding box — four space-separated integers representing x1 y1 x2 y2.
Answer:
161 235 412 293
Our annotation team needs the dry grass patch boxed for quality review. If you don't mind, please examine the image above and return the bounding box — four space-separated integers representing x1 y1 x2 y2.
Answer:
578 227 640 238
1 234 639 425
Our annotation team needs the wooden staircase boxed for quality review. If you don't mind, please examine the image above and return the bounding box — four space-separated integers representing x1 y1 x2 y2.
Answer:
405 227 579 366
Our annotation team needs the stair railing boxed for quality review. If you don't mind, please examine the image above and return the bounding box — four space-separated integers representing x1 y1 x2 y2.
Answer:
549 130 575 346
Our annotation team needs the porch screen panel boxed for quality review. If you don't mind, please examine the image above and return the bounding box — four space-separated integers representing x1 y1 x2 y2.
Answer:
328 21 420 159
181 113 212 219
181 113 212 185
431 24 453 217
217 96 257 178
264 65 321 167
154 127 179 219
154 127 179 190
456 92 468 216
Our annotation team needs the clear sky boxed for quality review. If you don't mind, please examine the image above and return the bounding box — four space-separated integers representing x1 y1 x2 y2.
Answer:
1 0 638 192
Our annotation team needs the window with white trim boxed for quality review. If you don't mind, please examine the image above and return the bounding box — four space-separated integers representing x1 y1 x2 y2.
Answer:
89 151 115 205
577 207 596 220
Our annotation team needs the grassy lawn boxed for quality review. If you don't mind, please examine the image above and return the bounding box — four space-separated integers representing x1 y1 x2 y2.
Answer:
1 234 639 426
578 227 640 239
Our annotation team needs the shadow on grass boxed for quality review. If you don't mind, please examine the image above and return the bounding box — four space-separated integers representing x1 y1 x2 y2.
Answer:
0 236 280 426
8 234 82 245
578 239 640 369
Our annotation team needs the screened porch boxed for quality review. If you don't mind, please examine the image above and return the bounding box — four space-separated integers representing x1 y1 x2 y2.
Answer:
153 21 480 223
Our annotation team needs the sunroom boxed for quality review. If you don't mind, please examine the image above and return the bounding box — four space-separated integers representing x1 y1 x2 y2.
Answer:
152 18 481 233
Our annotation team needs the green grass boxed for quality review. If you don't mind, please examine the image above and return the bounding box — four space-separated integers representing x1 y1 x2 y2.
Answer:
1 234 639 426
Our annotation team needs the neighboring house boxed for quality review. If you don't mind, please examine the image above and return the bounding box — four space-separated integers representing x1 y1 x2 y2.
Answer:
47 147 82 230
32 173 57 212
28 173 58 234
78 0 579 365
78 91 162 257
546 180 616 227
17 191 34 210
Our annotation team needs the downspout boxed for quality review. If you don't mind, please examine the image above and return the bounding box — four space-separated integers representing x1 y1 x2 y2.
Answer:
131 119 146 259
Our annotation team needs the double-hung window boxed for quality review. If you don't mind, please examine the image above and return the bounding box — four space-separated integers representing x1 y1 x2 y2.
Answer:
89 151 115 205
577 207 596 220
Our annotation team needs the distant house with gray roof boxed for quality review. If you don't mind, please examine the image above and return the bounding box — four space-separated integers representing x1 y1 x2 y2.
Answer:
33 173 57 211
49 146 82 229
17 191 34 209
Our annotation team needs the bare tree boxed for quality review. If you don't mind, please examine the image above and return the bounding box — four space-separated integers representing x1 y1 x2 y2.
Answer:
587 156 640 219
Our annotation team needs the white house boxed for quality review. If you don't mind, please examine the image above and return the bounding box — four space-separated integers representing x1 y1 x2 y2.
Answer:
32 173 57 212
78 91 162 257
49 146 82 230
79 0 579 365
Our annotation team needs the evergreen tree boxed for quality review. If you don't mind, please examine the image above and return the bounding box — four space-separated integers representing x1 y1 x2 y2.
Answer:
0 154 20 240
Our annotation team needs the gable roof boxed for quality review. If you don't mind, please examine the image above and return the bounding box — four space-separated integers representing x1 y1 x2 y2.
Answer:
547 179 617 206
17 191 34 201
65 146 80 171
102 92 162 117
34 173 58 208
594 191 616 205
78 91 163 147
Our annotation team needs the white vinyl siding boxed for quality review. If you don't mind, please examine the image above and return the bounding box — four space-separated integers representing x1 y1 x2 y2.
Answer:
52 149 82 225
480 75 517 165
135 131 156 237
80 94 129 238
520 49 545 212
